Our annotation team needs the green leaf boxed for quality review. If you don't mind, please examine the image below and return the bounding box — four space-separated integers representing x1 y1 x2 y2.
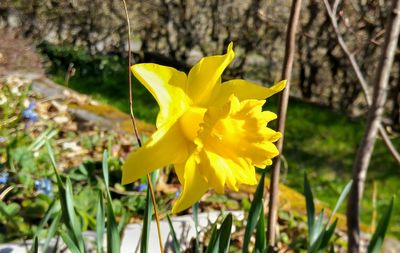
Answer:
36 200 58 234
205 214 232 253
102 150 121 253
312 209 325 244
218 213 233 253
243 172 265 253
43 212 62 252
46 142 85 252
254 205 266 253
167 215 181 253
367 197 395 253
96 191 105 253
308 211 326 253
304 174 315 242
65 178 86 252
106 193 121 253
46 142 59 174
205 223 219 253
193 202 200 253
28 237 39 253
118 211 130 235
328 181 352 223
319 219 338 250
0 202 20 217
29 128 58 151
102 150 109 190
60 231 82 253
140 171 158 253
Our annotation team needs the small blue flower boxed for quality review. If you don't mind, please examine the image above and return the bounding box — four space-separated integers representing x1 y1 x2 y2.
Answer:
135 183 147 192
23 101 38 122
0 172 9 184
0 136 6 143
34 178 52 196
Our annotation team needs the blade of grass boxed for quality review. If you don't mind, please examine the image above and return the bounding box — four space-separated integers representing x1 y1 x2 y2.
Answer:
106 193 121 253
36 200 58 234
46 142 85 252
28 237 38 253
102 150 121 253
313 210 325 243
43 212 62 252
29 128 58 151
65 177 86 252
193 202 200 253
167 215 182 253
218 213 233 253
96 191 105 253
60 231 81 253
140 171 158 253
243 172 265 253
205 223 219 253
51 236 60 253
328 181 352 223
319 219 338 250
367 197 395 253
304 174 315 241
254 205 266 253
102 150 110 190
118 211 130 234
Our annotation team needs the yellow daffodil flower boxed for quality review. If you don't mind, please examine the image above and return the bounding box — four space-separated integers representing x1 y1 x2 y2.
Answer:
122 43 286 213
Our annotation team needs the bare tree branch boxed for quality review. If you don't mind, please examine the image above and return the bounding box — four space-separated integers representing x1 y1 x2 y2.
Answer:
266 0 302 251
323 0 400 165
330 0 400 251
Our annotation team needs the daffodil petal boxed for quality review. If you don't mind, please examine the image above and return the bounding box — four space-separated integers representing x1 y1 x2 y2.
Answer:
131 64 189 128
213 79 287 105
187 43 235 105
172 154 208 214
199 150 257 192
122 122 189 185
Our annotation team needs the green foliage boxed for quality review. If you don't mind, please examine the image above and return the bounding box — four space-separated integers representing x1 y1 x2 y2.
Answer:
167 215 182 253
254 205 266 253
281 98 400 237
242 172 265 253
204 214 233 253
368 197 395 253
304 174 352 253
102 150 120 253
0 79 149 242
0 80 54 242
38 41 158 123
28 147 125 252
139 171 158 253
193 202 200 253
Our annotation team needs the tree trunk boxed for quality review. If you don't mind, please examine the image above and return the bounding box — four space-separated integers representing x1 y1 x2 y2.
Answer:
347 1 400 252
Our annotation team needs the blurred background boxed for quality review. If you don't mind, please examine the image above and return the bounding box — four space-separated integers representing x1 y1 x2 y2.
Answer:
0 0 399 244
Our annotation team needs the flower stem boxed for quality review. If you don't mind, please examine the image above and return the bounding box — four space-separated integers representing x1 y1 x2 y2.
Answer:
146 174 164 252
121 0 164 252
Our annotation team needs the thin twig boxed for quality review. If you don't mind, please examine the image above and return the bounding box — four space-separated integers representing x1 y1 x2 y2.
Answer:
121 1 164 252
266 0 302 251
332 0 400 251
323 0 400 164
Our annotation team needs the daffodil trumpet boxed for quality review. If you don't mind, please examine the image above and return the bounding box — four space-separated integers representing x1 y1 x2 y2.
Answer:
122 42 286 213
